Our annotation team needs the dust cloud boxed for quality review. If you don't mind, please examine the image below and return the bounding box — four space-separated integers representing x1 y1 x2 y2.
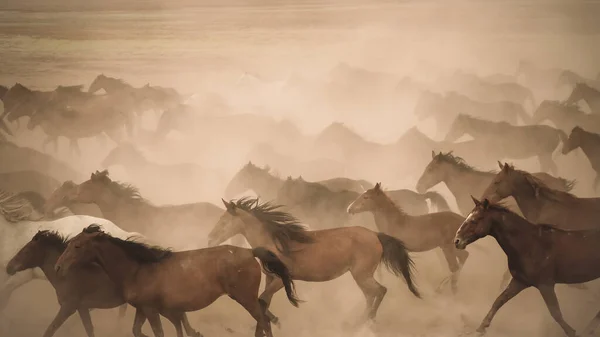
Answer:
1 0 599 336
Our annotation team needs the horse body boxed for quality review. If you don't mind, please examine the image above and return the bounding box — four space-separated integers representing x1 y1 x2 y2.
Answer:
565 83 600 115
56 225 298 337
455 198 600 337
445 114 566 173
533 100 600 134
44 171 223 248
348 183 467 293
208 198 419 327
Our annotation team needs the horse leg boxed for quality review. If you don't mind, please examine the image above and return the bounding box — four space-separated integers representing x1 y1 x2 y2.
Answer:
77 308 95 337
583 308 600 335
258 275 284 327
161 311 184 337
142 308 164 337
476 278 528 334
538 285 578 337
42 305 77 337
132 307 150 337
235 296 272 337
436 246 461 294
181 313 203 337
352 273 387 324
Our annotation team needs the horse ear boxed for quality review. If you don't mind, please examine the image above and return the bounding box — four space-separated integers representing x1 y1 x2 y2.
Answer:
431 150 436 158
497 161 503 169
470 195 481 207
375 182 381 190
221 198 229 209
503 163 510 171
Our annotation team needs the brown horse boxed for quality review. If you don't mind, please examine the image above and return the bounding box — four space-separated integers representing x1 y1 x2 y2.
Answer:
207 197 420 328
562 126 600 190
454 198 600 337
444 114 567 173
6 230 200 337
532 100 600 134
43 170 226 248
482 163 600 230
347 183 467 294
416 151 574 216
55 224 299 337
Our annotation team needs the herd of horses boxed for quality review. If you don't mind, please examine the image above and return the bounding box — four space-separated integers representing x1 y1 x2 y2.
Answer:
1 60 600 337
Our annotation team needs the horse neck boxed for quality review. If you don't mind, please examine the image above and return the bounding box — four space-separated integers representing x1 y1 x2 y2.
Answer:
256 172 283 199
39 248 63 285
489 210 540 261
507 179 544 221
462 118 496 137
94 241 140 289
239 214 275 250
92 188 151 227
577 130 600 161
442 164 491 198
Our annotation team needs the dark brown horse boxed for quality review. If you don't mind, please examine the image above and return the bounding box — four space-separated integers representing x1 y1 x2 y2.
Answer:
208 197 420 328
482 163 600 230
562 126 600 190
55 224 300 337
454 198 600 337
6 230 200 337
347 183 467 294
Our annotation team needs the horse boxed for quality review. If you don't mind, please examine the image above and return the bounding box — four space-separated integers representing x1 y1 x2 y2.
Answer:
347 183 467 294
555 70 600 92
208 197 420 328
0 188 143 322
564 82 600 115
225 162 448 216
101 143 225 203
444 114 567 174
413 91 531 133
6 230 202 337
1 83 50 125
43 170 227 249
416 151 574 216
532 100 600 134
55 224 300 337
454 197 600 337
562 126 600 190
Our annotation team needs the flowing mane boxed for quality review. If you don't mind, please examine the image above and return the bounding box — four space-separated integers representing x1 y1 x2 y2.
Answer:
233 197 314 255
34 230 69 251
82 224 171 263
92 170 150 205
0 188 40 222
435 151 496 173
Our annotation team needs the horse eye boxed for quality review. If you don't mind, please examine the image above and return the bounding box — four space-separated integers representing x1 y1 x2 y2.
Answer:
75 245 81 249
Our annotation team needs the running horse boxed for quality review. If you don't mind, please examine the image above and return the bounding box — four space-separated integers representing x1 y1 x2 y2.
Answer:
208 197 420 328
55 224 300 337
564 82 600 115
562 126 600 191
444 114 567 174
455 198 600 337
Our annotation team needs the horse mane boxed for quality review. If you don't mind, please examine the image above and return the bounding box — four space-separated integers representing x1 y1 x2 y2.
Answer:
372 184 409 216
92 170 149 205
513 167 576 202
435 151 496 173
34 230 69 251
0 188 40 222
233 197 314 255
82 224 171 263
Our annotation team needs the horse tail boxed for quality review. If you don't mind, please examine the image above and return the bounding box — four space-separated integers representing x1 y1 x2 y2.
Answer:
252 247 301 307
376 233 420 298
421 191 451 212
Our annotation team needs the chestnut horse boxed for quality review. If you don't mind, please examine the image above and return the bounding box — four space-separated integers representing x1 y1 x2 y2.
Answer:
55 225 299 337
455 198 600 337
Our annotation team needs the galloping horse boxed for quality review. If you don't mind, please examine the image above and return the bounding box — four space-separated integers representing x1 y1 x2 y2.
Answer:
562 126 600 190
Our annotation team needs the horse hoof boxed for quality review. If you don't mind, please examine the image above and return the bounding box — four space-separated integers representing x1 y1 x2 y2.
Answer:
270 317 281 329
